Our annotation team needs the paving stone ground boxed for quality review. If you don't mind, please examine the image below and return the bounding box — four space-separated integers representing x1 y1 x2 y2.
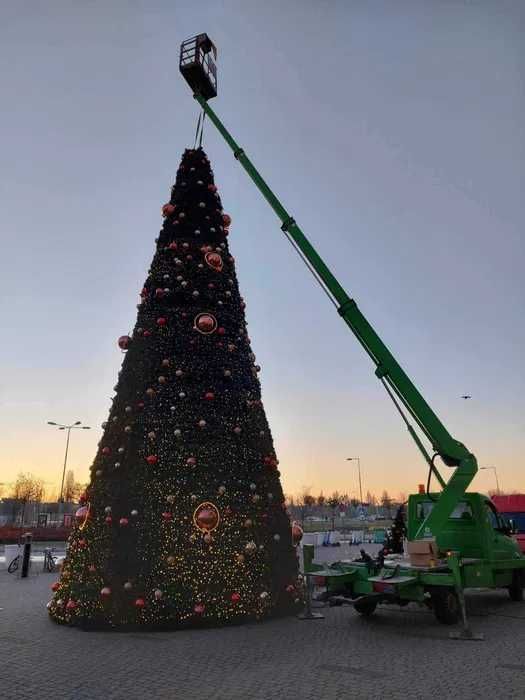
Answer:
1 543 525 700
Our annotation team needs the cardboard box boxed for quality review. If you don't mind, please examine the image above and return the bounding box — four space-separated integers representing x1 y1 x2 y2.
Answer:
407 539 438 567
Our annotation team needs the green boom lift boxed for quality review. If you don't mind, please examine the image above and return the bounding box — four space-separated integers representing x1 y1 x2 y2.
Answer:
179 34 525 638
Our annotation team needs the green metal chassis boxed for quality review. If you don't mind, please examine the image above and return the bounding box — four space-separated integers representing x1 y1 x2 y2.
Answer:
306 554 525 605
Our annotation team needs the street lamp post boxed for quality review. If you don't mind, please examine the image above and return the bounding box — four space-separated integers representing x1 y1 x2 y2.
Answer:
47 421 91 502
480 466 501 495
346 457 363 506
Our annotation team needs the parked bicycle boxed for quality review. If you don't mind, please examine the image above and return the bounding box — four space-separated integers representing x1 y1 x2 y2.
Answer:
43 547 57 573
7 554 20 574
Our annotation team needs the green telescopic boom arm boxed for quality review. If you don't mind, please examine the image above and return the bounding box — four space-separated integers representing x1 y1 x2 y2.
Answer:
194 92 477 539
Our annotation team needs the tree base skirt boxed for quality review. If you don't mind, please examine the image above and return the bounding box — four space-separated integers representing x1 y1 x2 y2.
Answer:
48 601 303 632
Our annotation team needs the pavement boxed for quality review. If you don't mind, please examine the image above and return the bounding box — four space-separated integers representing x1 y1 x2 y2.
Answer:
1 543 525 700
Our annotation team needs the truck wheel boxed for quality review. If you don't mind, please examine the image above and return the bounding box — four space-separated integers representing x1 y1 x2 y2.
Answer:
508 572 524 602
431 588 460 625
354 598 377 617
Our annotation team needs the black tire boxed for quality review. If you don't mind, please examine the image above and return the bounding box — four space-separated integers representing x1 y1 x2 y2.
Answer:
431 587 460 625
354 598 377 617
8 556 19 574
509 572 524 602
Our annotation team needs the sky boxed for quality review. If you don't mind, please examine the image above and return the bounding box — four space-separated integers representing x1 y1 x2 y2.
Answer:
0 1 524 501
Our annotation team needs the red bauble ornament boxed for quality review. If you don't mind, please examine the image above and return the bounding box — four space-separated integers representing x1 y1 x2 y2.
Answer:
156 317 167 326
217 327 226 336
146 455 158 465
118 335 132 350
291 521 304 546
193 502 220 532
286 584 295 594
194 603 205 615
204 252 223 272
102 447 111 455
168 241 178 250
204 391 215 401
119 517 129 527
194 313 218 335
155 288 165 298
143 330 152 337
207 184 217 193
100 587 111 597
66 600 77 611
51 582 59 592
230 592 241 603
105 516 112 525
134 598 145 608
186 456 197 467
222 213 232 227
162 203 175 217
162 512 173 521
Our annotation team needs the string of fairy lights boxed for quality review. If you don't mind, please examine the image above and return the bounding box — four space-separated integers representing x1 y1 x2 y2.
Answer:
48 148 303 629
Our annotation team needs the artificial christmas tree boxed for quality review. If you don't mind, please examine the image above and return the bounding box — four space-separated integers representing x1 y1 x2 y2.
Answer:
383 505 407 555
48 148 302 629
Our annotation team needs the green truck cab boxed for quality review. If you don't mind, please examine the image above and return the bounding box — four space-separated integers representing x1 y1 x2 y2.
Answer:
409 492 522 567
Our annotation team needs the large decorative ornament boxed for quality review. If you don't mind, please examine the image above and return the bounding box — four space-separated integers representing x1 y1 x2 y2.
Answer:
194 313 217 335
291 521 304 546
205 251 223 272
75 503 90 531
193 502 220 533
146 455 158 465
118 335 132 350
162 203 175 217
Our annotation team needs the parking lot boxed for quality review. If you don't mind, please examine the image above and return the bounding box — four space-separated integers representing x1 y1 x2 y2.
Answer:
1 543 525 700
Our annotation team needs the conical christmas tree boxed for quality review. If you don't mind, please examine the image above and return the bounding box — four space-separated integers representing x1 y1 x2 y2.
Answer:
48 148 302 629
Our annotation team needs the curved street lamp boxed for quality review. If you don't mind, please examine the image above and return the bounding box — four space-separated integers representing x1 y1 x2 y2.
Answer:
346 457 364 506
480 466 500 495
47 420 91 502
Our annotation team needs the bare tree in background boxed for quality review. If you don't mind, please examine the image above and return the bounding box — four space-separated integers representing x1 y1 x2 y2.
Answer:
381 490 393 519
296 488 316 526
327 491 341 532
9 472 45 525
366 490 376 506
63 470 84 503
